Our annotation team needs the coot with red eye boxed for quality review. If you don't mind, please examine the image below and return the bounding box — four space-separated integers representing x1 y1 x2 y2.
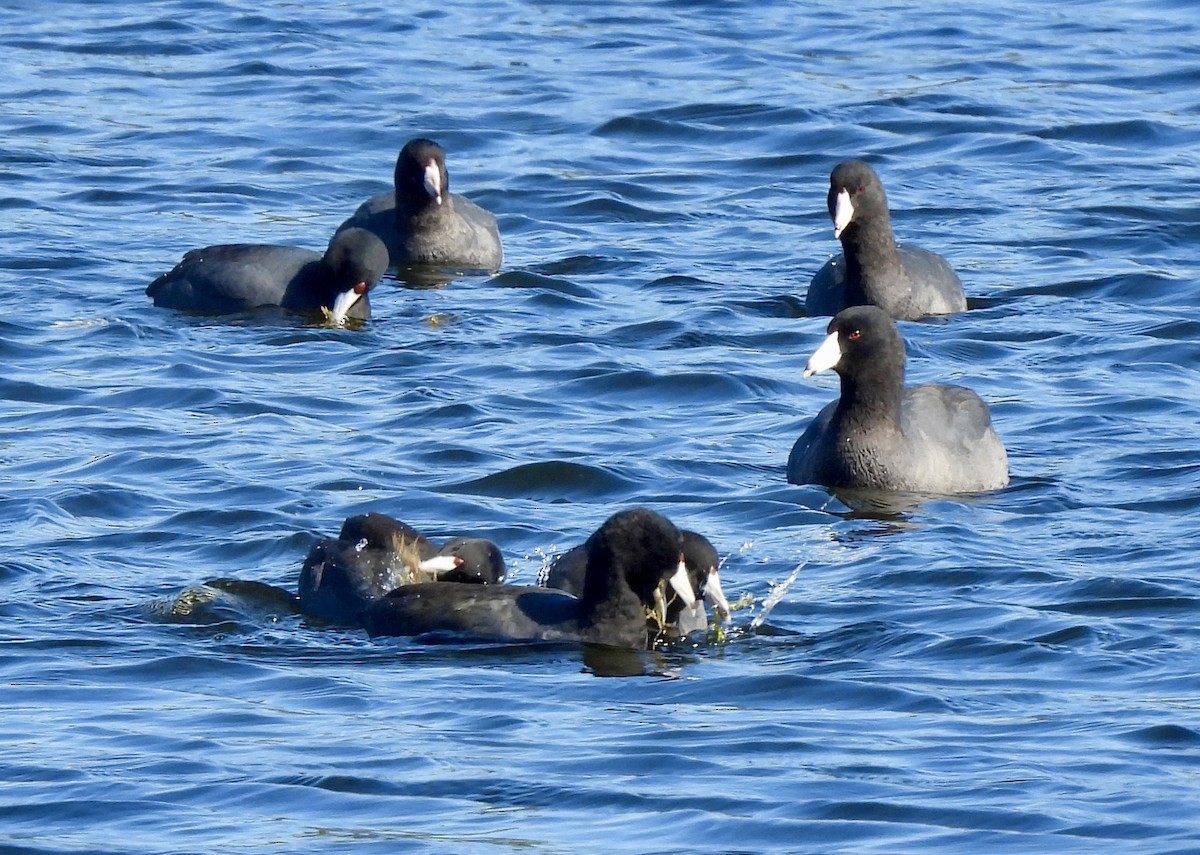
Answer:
334 138 502 274
806 159 966 321
362 508 696 649
788 305 1008 494
146 228 387 324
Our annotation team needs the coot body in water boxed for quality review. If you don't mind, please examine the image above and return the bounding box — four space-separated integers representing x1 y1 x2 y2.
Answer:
362 508 695 649
335 138 502 273
807 160 966 321
299 512 505 626
147 227 388 323
547 528 729 636
787 305 1008 494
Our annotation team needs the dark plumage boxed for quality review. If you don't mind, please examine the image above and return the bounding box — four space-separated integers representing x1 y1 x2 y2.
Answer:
362 508 696 649
146 227 388 323
787 306 1008 494
432 537 509 585
807 160 966 321
298 512 505 626
547 529 729 636
335 138 502 273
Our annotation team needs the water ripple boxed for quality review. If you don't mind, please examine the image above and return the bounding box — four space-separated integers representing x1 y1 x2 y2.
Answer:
3 0 1200 851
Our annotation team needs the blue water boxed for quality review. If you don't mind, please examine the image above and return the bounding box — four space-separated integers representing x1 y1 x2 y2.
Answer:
4 0 1200 852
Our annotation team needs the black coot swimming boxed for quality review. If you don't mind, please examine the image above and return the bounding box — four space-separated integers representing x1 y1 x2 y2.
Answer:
787 305 1008 494
298 512 505 626
547 528 729 636
361 508 696 649
806 160 966 321
147 227 388 323
335 138 502 274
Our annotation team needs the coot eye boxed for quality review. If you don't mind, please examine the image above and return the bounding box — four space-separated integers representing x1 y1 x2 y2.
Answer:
848 329 862 341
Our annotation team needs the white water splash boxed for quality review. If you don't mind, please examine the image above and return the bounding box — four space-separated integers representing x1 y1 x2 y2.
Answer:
748 560 806 631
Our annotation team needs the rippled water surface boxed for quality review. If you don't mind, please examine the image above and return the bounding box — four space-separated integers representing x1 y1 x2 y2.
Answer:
4 0 1200 852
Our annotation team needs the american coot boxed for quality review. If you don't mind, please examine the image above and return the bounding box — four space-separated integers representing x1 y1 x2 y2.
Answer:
546 528 730 636
335 138 502 274
806 160 967 321
146 227 389 324
787 305 1009 494
298 512 506 626
362 508 696 649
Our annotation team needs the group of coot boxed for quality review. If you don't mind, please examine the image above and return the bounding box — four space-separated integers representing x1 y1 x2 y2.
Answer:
149 139 1007 650
146 138 501 323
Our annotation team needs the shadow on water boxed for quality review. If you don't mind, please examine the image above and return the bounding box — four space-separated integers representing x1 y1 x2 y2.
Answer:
388 264 497 289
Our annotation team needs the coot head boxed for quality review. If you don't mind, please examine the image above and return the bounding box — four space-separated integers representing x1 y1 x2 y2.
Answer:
336 513 502 584
827 159 889 239
394 138 449 213
577 508 695 644
804 304 906 395
547 525 724 636
322 228 390 324
422 536 507 585
680 530 731 621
